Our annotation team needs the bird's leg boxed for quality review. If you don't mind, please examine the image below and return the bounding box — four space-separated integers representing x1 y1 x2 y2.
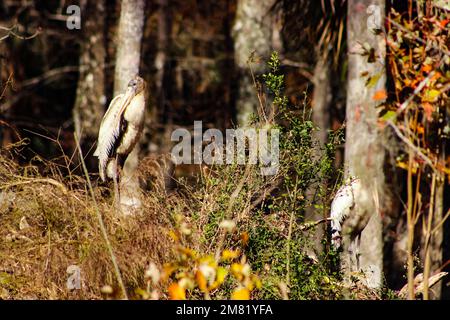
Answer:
348 237 360 273
340 235 353 286
113 156 120 209
113 174 119 209
348 240 355 273
355 234 361 272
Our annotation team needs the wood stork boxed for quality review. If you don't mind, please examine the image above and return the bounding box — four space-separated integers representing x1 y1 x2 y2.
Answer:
93 75 146 203
330 177 362 270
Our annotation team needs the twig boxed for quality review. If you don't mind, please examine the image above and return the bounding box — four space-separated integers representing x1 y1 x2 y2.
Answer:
298 218 332 231
280 58 313 79
398 272 448 299
74 133 128 300
432 208 450 235
386 120 437 172
0 63 115 112
406 147 415 300
247 176 283 213
214 163 252 261
386 17 448 115
395 69 439 115
423 173 437 299
0 177 68 194
387 18 450 57
0 25 41 41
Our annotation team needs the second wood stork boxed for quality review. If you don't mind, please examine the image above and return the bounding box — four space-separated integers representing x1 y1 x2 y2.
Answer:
330 177 362 270
93 75 146 202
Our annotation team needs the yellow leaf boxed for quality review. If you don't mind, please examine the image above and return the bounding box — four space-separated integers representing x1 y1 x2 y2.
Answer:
231 263 244 281
168 230 179 242
198 255 215 265
209 267 228 290
256 280 263 290
168 283 186 300
396 161 408 170
245 280 254 291
135 288 150 299
231 287 250 300
221 249 240 260
396 161 417 174
366 72 382 88
251 275 262 289
216 267 228 285
179 247 197 259
422 89 440 102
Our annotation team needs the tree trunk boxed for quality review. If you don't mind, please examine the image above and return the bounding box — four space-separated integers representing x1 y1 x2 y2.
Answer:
312 53 332 151
429 175 444 299
114 0 145 214
421 154 445 299
154 0 173 154
304 51 332 258
232 0 277 127
114 0 145 95
73 0 106 159
344 0 389 289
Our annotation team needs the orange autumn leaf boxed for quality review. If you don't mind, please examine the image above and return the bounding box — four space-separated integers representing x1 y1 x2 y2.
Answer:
372 89 387 101
161 263 177 281
240 232 249 245
431 72 442 82
410 78 420 89
231 287 250 300
195 271 208 292
422 64 432 73
178 247 197 259
168 283 186 300
422 102 434 121
440 19 450 28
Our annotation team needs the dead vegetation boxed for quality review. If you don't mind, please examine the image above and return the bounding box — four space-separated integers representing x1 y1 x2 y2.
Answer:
0 144 174 299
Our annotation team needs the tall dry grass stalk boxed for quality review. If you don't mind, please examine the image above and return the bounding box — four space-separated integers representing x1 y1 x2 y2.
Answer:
74 133 128 299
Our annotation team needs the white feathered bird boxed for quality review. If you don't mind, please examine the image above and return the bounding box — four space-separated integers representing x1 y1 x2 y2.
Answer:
93 76 146 199
330 177 361 249
330 177 363 270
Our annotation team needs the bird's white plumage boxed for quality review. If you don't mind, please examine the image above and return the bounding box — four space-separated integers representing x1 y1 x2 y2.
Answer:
117 93 145 155
330 178 361 249
94 76 146 184
94 94 125 181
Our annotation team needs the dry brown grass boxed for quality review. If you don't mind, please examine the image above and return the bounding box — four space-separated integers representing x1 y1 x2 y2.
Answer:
0 144 175 299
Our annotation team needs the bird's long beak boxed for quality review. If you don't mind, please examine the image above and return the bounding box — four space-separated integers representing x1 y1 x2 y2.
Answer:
118 87 137 117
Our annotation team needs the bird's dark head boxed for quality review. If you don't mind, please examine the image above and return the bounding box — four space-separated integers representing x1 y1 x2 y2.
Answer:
127 76 145 94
